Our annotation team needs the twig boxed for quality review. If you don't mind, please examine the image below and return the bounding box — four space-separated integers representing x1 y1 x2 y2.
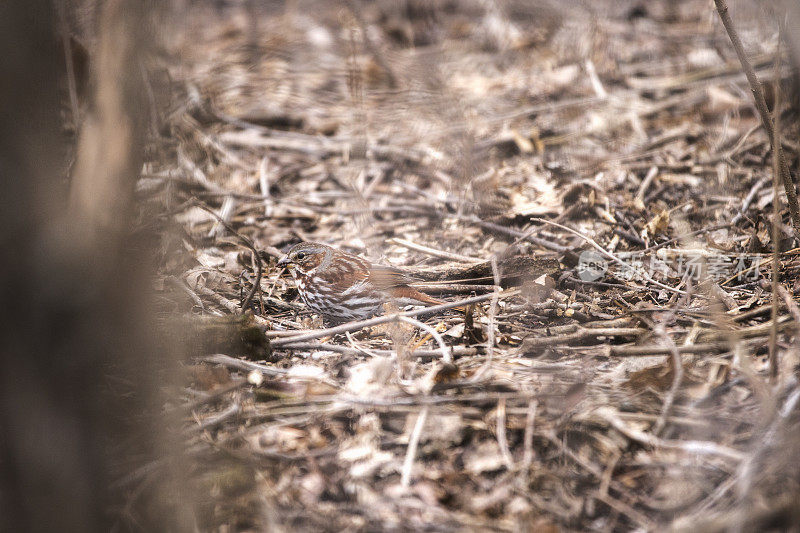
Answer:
769 43 782 380
177 146 226 194
652 324 684 436
595 493 654 532
258 157 273 217
466 216 570 253
166 275 204 310
397 315 452 364
185 379 248 410
597 450 621 503
193 201 262 313
218 123 430 165
523 326 645 348
199 353 288 376
496 398 514 469
344 331 381 357
195 285 269 326
609 342 729 356
500 205 582 254
585 59 607 99
271 342 479 358
521 399 537 471
208 195 237 238
409 283 495 294
596 407 746 462
487 255 501 363
524 317 633 336
714 0 800 239
722 122 762 161
636 223 731 254
777 285 800 326
541 430 653 529
731 176 769 225
635 165 659 203
387 238 483 263
196 401 241 431
401 405 429 487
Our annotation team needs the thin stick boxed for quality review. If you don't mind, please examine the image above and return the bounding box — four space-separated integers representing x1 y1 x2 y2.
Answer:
409 283 495 294
596 407 745 462
258 157 273 217
524 326 646 348
387 238 483 263
398 315 452 364
636 223 730 254
486 255 501 363
196 401 241 432
584 59 608 99
652 324 684 436
344 331 380 358
196 285 270 326
401 405 429 487
731 176 769 225
635 165 659 203
200 354 288 376
768 40 782 380
193 201 263 313
777 286 800 326
466 216 570 253
177 146 226 194
209 195 237 238
271 343 479 358
521 399 537 471
609 342 729 356
714 0 800 238
496 398 514 469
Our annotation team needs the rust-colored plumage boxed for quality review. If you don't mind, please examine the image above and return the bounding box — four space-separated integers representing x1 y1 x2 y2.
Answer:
277 242 446 323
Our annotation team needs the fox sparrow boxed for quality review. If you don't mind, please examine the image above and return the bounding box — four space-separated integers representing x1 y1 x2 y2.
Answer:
277 242 445 323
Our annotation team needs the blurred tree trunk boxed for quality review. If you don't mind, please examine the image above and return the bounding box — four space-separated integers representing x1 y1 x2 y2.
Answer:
0 1 188 531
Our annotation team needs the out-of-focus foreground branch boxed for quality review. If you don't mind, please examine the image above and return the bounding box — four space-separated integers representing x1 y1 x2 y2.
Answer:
70 0 145 244
1 1 189 530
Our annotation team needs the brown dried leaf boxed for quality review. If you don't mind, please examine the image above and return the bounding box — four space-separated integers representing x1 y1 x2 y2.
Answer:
642 209 670 240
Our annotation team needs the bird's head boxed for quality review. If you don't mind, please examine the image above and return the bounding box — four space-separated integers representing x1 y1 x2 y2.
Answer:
277 242 331 275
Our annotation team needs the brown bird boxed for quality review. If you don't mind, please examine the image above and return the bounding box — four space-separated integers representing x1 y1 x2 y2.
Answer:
277 242 448 323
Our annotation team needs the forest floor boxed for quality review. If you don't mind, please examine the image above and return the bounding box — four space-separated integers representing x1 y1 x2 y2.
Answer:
133 0 800 530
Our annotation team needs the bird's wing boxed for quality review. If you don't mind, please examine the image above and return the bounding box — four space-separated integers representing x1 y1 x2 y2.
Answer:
368 265 417 290
324 254 370 293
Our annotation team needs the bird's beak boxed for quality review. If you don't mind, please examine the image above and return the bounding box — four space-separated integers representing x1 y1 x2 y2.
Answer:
277 255 291 268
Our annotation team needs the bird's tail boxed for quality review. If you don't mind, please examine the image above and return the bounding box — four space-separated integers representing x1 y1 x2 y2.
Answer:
392 286 467 313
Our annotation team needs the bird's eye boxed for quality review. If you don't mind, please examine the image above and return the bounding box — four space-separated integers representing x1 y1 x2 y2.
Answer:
295 251 306 261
